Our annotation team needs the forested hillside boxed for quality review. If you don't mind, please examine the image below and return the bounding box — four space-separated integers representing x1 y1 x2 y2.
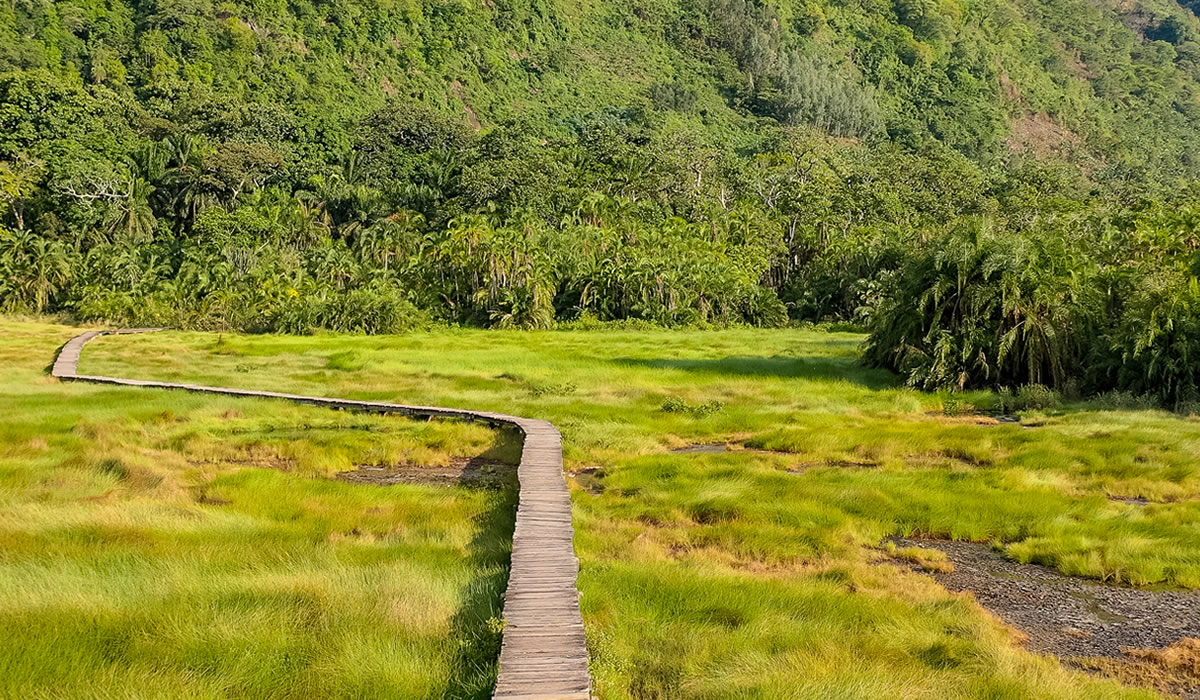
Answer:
2 0 1200 402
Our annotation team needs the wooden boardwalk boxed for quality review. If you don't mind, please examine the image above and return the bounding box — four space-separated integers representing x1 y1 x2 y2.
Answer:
52 329 592 700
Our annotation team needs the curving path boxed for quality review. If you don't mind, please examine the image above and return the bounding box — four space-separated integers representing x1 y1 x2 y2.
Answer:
52 329 591 700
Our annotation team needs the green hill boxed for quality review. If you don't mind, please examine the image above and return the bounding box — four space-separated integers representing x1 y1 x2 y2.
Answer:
6 0 1200 171
2 0 1200 400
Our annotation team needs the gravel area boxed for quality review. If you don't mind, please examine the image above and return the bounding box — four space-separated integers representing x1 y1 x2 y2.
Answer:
893 537 1200 698
895 537 1200 656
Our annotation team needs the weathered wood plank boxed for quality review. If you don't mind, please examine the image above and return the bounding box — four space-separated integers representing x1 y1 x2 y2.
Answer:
51 329 591 699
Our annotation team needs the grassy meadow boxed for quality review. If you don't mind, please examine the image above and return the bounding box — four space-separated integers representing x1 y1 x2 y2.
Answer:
0 321 518 698
4 319 1200 698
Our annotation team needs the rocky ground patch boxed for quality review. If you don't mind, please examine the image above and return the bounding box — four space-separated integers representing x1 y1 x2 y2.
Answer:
891 537 1200 699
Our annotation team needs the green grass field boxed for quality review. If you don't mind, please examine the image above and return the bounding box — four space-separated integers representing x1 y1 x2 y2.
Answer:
3 319 1199 698
0 321 518 698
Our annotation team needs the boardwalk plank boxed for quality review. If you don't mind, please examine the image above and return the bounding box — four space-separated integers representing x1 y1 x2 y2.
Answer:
51 329 591 699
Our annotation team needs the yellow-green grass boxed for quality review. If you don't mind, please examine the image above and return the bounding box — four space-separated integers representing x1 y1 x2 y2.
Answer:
0 321 518 698
10 319 1200 698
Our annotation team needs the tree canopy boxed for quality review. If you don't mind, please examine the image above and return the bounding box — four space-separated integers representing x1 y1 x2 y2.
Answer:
1 0 1199 403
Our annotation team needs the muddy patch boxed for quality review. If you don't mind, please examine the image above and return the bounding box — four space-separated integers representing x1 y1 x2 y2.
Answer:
672 442 790 456
926 411 1041 428
1109 496 1153 506
194 489 232 506
337 457 514 489
191 456 297 471
567 466 606 495
790 459 876 472
891 537 1200 698
670 443 729 454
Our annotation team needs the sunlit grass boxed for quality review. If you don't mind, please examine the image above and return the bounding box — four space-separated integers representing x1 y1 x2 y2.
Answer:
0 321 516 698
6 319 1199 698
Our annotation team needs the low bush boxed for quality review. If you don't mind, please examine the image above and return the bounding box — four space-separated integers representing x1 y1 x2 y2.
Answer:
941 397 975 417
662 396 725 417
991 385 1062 413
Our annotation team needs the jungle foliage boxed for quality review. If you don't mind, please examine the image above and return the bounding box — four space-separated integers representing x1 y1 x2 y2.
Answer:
861 205 1200 407
1 0 1199 401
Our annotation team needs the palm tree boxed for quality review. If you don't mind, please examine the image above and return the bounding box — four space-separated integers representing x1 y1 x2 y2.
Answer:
355 214 424 276
9 236 73 312
160 135 218 230
104 177 157 242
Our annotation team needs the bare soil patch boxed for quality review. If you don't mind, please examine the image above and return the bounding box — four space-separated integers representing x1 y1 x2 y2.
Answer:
449 81 482 131
337 457 514 488
790 459 876 472
1110 496 1153 506
891 537 1200 698
670 443 729 454
1007 111 1083 157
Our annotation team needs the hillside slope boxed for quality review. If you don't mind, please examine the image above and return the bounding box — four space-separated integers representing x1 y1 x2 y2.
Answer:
1 0 1199 381
5 0 1200 174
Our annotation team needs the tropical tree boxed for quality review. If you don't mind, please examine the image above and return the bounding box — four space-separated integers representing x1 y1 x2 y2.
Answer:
863 217 1091 390
0 227 73 311
103 177 157 242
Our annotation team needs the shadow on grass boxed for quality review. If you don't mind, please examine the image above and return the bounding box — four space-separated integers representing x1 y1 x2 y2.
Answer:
444 449 519 699
613 355 898 389
472 427 524 466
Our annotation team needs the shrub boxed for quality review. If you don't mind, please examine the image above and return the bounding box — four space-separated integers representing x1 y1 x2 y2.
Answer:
863 218 1090 391
648 81 699 112
1085 390 1160 412
274 283 428 335
1013 384 1060 411
767 53 881 139
991 384 1061 413
661 396 725 417
941 397 975 416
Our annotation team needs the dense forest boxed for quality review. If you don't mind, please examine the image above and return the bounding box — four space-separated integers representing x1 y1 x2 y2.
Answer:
2 0 1199 403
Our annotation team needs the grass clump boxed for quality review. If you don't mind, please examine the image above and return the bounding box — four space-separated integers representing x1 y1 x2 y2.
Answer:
529 381 577 397
661 396 725 417
324 350 368 371
881 541 956 574
8 319 1200 698
995 385 1063 413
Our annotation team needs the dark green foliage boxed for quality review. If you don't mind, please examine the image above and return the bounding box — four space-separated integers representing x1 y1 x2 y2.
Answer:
0 0 1198 402
862 217 1089 391
1094 206 1200 406
864 204 1200 407
661 396 725 416
648 82 700 113
0 227 75 312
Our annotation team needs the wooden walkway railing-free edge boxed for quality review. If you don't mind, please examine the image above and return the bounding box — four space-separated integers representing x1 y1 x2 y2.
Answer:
52 328 592 700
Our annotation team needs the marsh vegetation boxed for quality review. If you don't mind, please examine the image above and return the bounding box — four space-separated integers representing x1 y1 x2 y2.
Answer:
6 319 1195 697
0 321 517 698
